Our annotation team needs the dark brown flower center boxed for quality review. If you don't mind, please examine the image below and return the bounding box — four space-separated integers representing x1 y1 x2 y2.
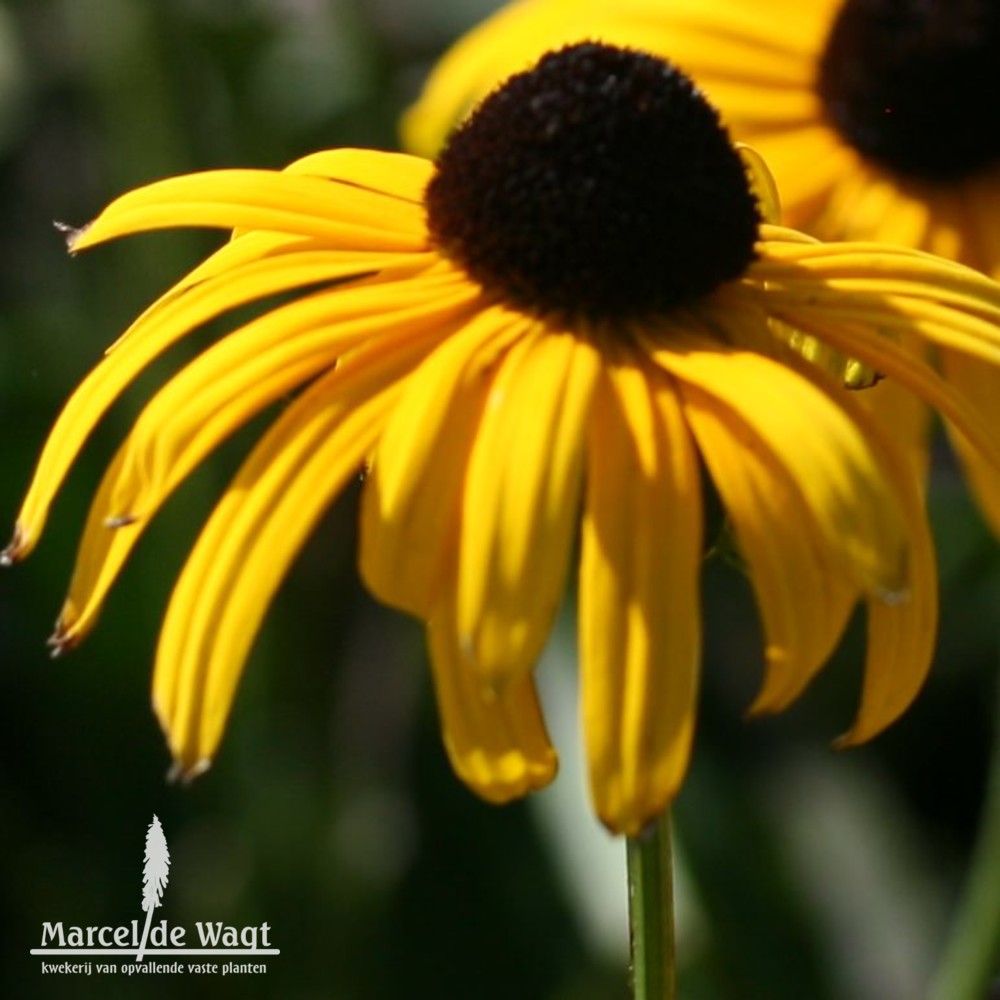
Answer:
426 43 760 321
818 0 1000 181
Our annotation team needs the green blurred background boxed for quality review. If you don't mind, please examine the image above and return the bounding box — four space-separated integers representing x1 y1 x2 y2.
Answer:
2 1 999 998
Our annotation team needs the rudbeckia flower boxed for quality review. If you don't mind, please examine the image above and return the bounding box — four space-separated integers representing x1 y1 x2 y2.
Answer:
403 0 1000 539
9 44 1000 834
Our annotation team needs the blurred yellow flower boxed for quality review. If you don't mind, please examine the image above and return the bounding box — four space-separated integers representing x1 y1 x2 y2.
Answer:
9 44 1000 833
403 0 1000 535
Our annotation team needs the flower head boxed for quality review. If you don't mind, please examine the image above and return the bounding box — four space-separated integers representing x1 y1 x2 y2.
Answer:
403 0 1000 540
10 44 1000 833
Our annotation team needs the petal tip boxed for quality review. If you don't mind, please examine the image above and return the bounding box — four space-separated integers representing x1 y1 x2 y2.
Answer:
745 696 779 720
47 628 79 659
456 747 558 804
48 601 83 657
55 219 91 254
166 757 212 785
600 806 663 839
2 522 28 565
831 728 866 750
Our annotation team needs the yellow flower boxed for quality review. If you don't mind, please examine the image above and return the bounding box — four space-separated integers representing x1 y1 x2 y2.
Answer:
403 0 1000 537
9 44 1000 833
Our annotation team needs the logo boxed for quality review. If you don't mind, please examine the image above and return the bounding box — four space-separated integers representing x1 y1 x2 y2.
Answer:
139 814 170 961
31 815 280 979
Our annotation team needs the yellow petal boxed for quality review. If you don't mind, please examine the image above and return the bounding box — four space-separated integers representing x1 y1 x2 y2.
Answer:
681 381 857 714
152 326 435 772
829 390 937 745
54 271 473 648
359 303 528 616
855 358 931 489
579 361 702 834
427 584 557 804
457 328 601 687
637 0 833 62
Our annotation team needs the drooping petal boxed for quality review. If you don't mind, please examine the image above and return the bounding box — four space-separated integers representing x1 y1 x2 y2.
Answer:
680 378 857 714
54 271 477 649
427 583 557 804
359 303 530 616
153 334 430 773
4 248 428 563
650 330 909 599
579 360 702 834
457 329 601 688
827 389 938 745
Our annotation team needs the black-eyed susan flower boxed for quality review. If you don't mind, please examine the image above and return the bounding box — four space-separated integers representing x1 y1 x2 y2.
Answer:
403 0 1000 543
9 44 1000 834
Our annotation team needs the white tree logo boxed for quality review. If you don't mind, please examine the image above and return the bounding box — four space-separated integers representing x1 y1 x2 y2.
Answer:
136 815 171 961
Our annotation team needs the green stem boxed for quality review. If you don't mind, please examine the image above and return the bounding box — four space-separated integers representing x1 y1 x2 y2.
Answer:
627 811 676 1000
929 671 1000 1000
